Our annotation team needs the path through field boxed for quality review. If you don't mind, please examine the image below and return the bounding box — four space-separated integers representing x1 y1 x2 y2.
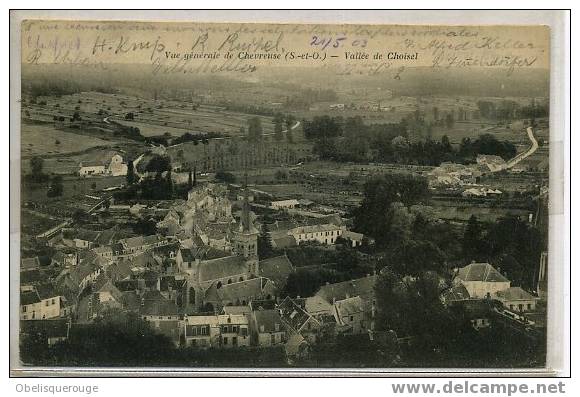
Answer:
505 127 539 169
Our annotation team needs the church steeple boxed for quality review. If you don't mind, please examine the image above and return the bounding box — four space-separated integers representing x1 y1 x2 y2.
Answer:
233 169 259 261
241 170 252 232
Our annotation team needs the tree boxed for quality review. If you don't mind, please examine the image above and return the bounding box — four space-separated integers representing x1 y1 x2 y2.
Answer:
258 224 274 259
188 168 193 189
145 155 171 173
445 113 455 128
166 169 174 198
72 209 89 224
126 160 136 185
352 174 430 246
247 117 263 142
29 156 45 182
274 121 284 141
387 202 413 245
47 175 64 197
462 215 484 261
215 170 236 184
387 239 446 276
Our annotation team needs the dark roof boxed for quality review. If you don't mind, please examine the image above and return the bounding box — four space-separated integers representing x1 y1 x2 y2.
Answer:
179 248 197 263
253 309 283 333
441 284 471 302
316 275 377 304
197 255 247 282
495 287 536 301
159 275 187 292
35 283 60 300
461 299 493 319
65 228 102 243
250 299 277 311
115 279 139 292
95 227 119 246
456 263 509 283
279 297 316 332
92 274 123 301
259 255 294 289
140 291 180 316
119 291 141 312
21 290 40 305
20 269 44 285
215 277 270 302
271 235 297 249
106 260 133 281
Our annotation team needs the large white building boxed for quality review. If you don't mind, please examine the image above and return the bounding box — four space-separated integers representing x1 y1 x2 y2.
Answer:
78 153 128 177
288 223 347 245
453 262 510 299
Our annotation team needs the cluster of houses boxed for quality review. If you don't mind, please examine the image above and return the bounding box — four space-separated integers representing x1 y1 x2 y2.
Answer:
428 155 510 197
19 177 544 357
428 154 509 188
78 153 128 177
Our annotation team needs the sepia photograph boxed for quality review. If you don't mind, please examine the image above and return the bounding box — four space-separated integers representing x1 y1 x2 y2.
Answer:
9 11 565 376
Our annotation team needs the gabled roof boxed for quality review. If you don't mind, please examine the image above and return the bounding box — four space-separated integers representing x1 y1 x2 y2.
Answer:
179 248 197 263
120 235 161 249
159 275 187 292
214 277 270 302
21 290 40 305
259 255 294 288
455 263 509 283
66 228 102 243
20 269 44 285
35 283 60 300
316 275 377 304
342 230 364 241
106 260 132 281
271 235 297 249
197 255 247 282
279 297 319 332
140 290 180 316
305 295 333 314
222 305 251 315
441 284 471 302
335 296 365 318
21 257 41 270
494 286 536 301
92 273 123 301
253 309 283 333
119 291 141 312
69 258 101 286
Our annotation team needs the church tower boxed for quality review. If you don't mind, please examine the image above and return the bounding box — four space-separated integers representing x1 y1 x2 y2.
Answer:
232 173 260 275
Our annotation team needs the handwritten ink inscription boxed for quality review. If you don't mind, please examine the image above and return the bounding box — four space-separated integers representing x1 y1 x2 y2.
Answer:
20 22 549 76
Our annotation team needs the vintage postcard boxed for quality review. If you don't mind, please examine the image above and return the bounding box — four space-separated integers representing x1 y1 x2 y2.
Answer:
12 16 553 373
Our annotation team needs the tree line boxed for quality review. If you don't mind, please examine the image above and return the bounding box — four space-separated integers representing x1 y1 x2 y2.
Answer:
304 115 516 165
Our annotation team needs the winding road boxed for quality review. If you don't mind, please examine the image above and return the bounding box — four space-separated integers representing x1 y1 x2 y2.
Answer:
505 127 539 170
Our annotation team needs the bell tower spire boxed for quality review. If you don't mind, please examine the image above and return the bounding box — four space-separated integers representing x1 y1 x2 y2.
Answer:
233 166 259 263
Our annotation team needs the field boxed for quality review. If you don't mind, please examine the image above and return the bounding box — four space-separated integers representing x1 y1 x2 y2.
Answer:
28 92 276 138
21 122 117 157
21 175 127 203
